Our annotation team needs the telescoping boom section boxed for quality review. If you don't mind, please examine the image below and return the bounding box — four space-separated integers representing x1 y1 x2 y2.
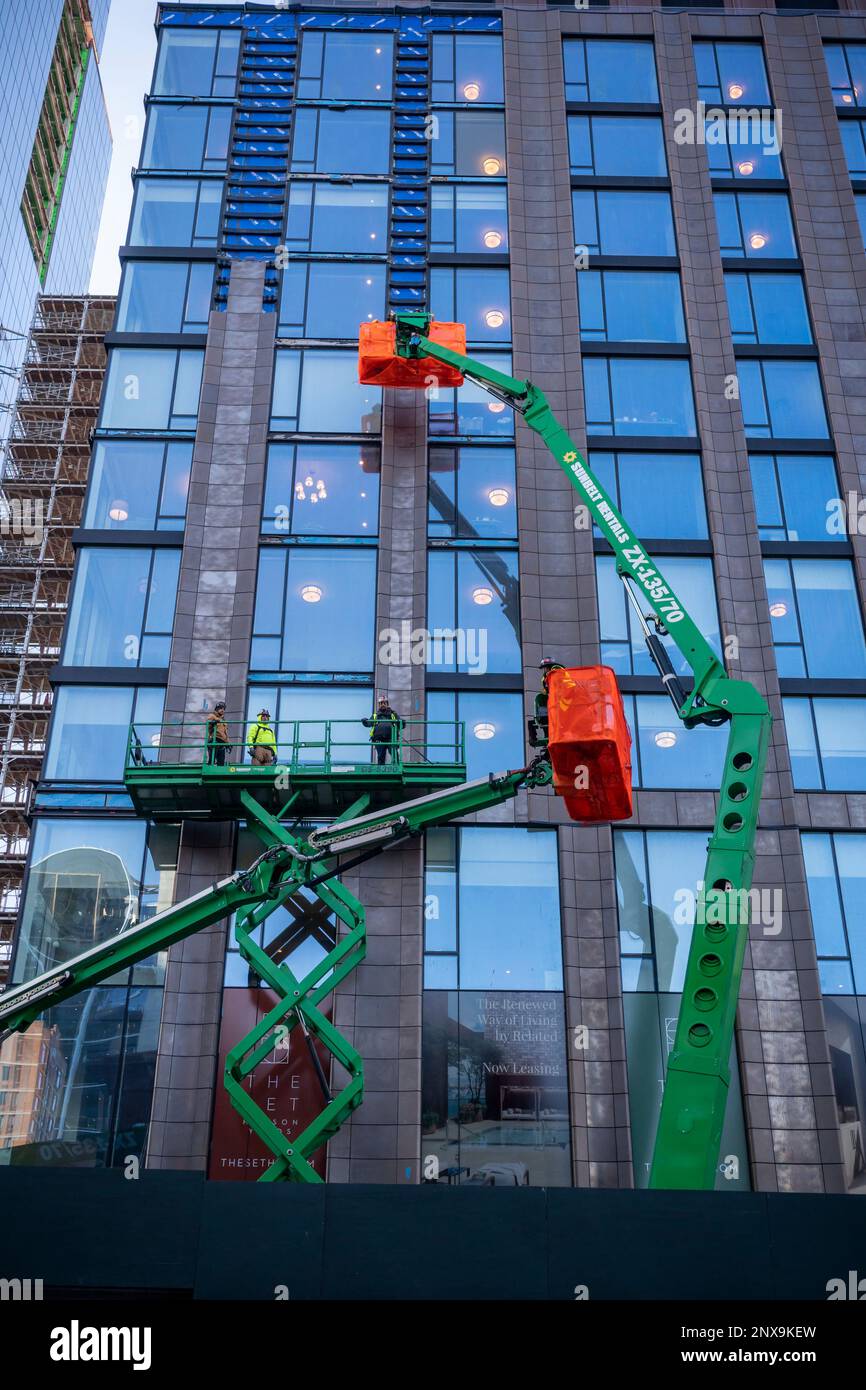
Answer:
0 314 770 1191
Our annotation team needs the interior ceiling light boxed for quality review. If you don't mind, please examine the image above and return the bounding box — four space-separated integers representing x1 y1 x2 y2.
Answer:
483 230 502 249
749 232 767 250
301 584 322 603
737 160 755 176
488 401 505 413
842 93 854 104
728 82 744 100
769 601 787 618
463 82 480 101
485 309 505 329
108 499 128 522
654 730 677 749
488 487 509 507
473 722 495 740
482 157 501 176
472 586 494 605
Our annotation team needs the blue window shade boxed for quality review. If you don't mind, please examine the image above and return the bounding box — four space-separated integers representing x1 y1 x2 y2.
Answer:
724 272 811 345
750 454 842 542
573 189 676 257
429 266 511 344
64 548 180 668
583 357 697 437
252 548 377 675
117 261 213 334
285 182 389 253
85 440 190 532
291 108 390 175
765 558 866 679
426 690 524 779
271 349 382 433
427 549 521 675
784 697 866 791
713 192 797 259
693 40 771 106
568 115 667 176
579 270 686 343
128 178 222 248
100 348 203 431
262 443 380 537
279 262 386 338
738 360 829 440
564 38 659 103
590 451 707 539
598 554 720 675
142 104 231 171
297 31 394 100
45 686 165 783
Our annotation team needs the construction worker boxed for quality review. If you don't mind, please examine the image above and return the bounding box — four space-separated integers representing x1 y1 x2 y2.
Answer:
363 696 403 766
247 707 277 765
205 701 232 766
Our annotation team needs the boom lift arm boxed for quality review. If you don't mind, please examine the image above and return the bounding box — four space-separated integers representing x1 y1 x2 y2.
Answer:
392 313 772 1190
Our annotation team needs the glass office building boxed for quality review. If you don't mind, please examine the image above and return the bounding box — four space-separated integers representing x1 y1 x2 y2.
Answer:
6 0 866 1195
0 0 112 435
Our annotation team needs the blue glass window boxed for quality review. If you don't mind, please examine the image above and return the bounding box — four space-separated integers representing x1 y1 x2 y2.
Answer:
857 194 866 251
65 547 180 668
427 549 521 675
714 192 797 259
297 31 394 100
428 446 517 540
803 832 866 993
569 115 667 176
430 112 506 177
765 558 866 678
431 34 504 104
242 686 373 768
271 350 382 434
573 189 676 256
563 39 659 103
784 697 866 791
825 43 866 108
262 443 380 536
278 262 385 338
85 440 191 531
426 691 524 780
694 41 771 106
285 182 389 253
154 27 240 97
128 178 222 248
116 261 213 334
252 548 376 674
430 184 508 254
291 108 390 175
750 454 842 541
705 117 782 180
590 451 707 539
424 827 562 990
142 104 231 171
624 694 727 790
738 359 829 439
583 357 697 437
578 270 686 342
100 348 203 430
615 828 714 992
45 686 165 783
597 553 721 675
841 121 866 178
429 351 515 439
725 272 811 344
430 267 511 344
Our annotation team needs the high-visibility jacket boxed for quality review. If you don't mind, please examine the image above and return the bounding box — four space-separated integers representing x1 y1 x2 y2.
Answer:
246 721 277 753
363 709 402 743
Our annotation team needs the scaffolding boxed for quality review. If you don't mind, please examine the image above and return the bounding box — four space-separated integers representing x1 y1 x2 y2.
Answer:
0 294 114 978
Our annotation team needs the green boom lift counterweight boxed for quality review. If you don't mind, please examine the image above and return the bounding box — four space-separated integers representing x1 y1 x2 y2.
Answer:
0 312 771 1191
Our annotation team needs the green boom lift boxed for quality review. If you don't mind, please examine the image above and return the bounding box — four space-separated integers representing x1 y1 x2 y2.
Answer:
0 312 771 1191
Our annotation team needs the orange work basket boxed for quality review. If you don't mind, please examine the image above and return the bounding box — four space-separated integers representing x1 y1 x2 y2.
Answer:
358 320 466 388
546 665 633 823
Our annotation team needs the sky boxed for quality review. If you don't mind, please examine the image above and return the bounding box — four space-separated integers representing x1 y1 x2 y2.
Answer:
91 0 286 293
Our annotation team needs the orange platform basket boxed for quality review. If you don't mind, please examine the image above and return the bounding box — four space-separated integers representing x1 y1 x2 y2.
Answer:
358 320 466 388
547 665 633 823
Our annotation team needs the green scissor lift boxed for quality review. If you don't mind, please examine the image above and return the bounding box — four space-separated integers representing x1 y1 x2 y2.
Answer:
0 313 771 1191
